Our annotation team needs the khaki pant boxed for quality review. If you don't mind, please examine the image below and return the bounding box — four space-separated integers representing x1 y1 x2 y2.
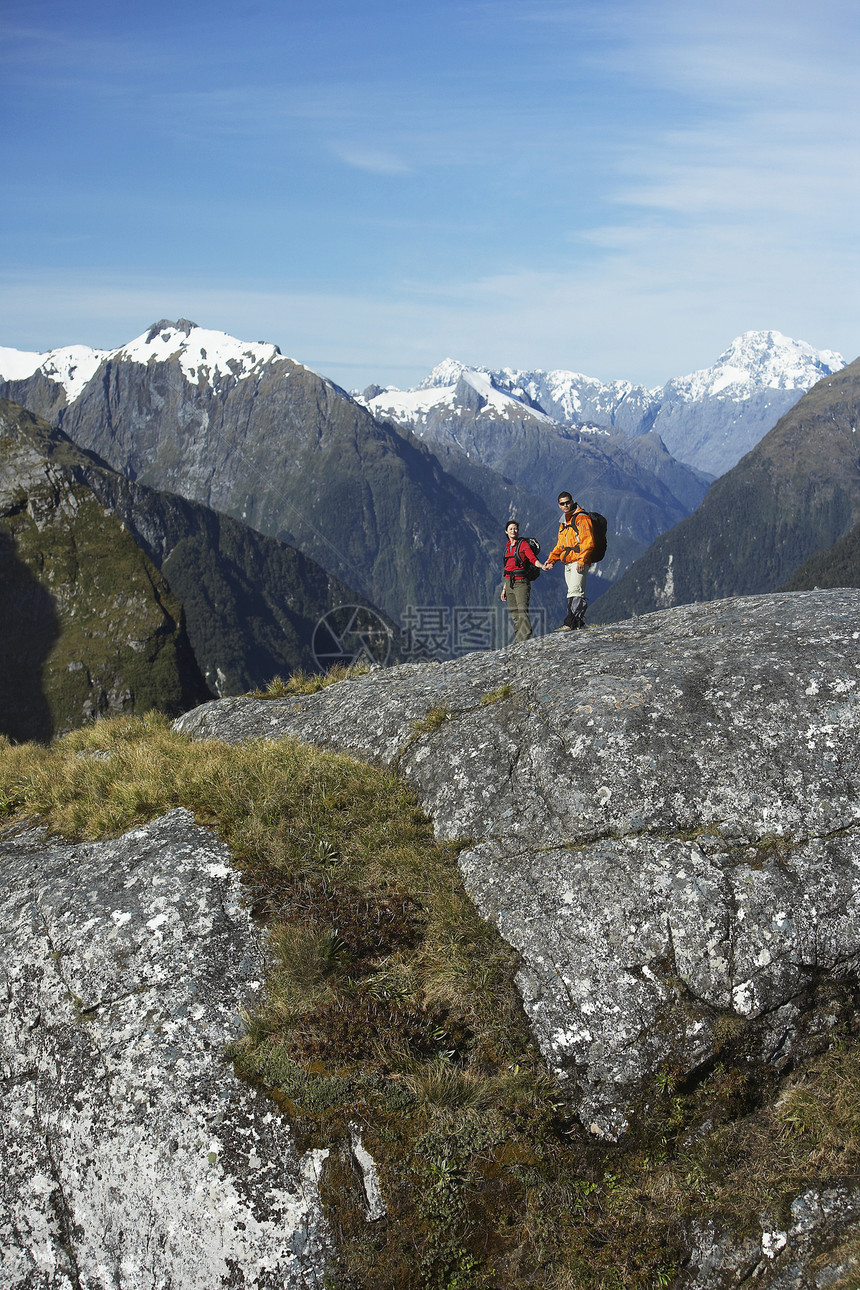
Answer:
563 562 588 600
561 562 588 627
505 578 533 642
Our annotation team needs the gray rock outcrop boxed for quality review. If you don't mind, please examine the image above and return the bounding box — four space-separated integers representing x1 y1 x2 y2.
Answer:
176 590 860 1142
0 809 331 1289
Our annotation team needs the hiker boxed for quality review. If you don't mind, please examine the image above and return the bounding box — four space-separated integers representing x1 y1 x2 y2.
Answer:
539 491 595 631
500 520 538 642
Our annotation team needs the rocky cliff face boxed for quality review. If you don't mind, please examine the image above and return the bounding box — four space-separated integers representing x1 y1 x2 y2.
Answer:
0 403 209 741
0 399 391 699
177 590 860 1140
0 809 332 1287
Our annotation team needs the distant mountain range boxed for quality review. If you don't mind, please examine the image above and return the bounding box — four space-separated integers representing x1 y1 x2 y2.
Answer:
0 319 730 625
592 359 860 622
1 322 848 657
360 364 713 582
0 322 507 625
362 331 845 477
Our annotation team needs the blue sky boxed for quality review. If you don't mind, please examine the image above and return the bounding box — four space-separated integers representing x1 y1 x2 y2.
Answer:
2 0 858 389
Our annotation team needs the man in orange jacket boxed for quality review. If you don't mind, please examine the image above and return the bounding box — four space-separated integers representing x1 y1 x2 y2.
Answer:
539 490 595 631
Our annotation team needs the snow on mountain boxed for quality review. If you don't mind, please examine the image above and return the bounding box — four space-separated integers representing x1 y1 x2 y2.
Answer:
117 319 285 388
370 331 844 432
0 320 294 404
650 331 846 475
364 359 656 433
1 322 846 477
0 343 110 403
417 358 472 390
664 330 845 402
365 363 559 428
500 369 658 430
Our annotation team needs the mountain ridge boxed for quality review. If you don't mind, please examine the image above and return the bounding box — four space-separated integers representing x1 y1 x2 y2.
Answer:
361 330 845 476
0 329 506 625
0 321 716 625
2 326 843 480
1 321 846 637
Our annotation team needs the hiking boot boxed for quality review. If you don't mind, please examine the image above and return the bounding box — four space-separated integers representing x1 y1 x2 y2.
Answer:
553 624 573 632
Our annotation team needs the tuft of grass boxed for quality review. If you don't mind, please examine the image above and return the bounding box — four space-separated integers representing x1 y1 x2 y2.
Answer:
4 714 860 1288
480 684 513 706
254 663 370 699
411 705 453 735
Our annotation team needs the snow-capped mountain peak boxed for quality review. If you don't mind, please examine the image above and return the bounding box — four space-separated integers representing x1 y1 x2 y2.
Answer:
0 343 110 403
116 320 285 388
353 330 848 477
417 358 474 390
666 330 845 402
361 361 558 428
0 322 848 478
0 320 291 403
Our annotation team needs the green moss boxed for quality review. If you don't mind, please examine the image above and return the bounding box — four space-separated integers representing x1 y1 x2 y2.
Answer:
480 684 513 706
412 706 453 735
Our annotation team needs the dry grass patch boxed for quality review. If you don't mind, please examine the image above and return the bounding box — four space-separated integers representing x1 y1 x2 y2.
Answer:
254 663 371 698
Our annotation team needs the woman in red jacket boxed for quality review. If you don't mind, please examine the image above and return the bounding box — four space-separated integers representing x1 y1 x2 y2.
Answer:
500 520 538 642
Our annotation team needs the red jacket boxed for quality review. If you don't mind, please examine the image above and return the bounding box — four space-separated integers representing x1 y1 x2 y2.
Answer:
504 538 539 581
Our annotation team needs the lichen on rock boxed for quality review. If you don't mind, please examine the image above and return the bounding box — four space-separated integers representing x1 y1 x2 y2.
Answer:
0 808 331 1288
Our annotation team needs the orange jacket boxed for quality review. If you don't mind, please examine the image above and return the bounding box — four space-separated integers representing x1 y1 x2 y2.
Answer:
544 509 595 567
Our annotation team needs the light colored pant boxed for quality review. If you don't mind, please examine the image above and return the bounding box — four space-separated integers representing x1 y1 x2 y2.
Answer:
563 562 588 600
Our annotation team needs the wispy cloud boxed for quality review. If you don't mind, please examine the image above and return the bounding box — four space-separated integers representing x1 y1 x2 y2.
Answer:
329 144 413 176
